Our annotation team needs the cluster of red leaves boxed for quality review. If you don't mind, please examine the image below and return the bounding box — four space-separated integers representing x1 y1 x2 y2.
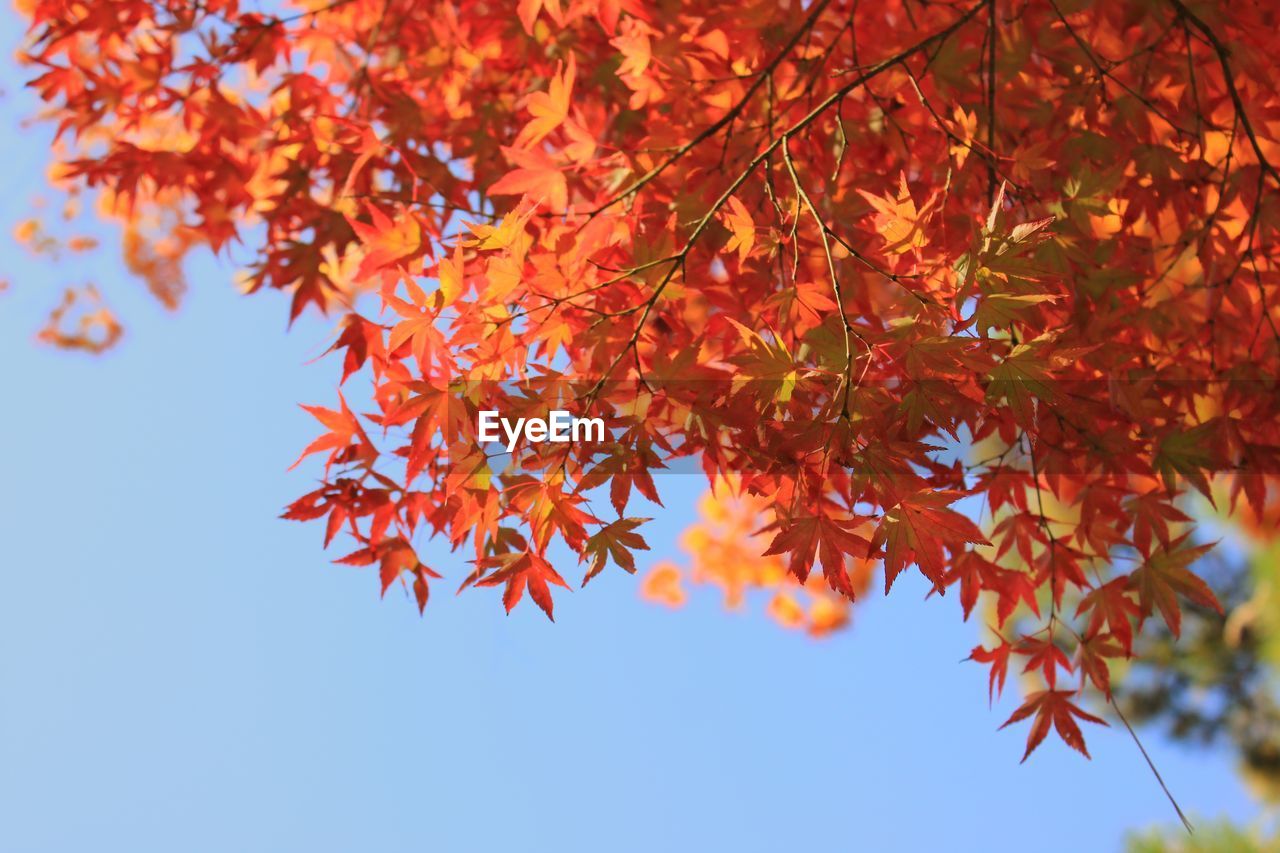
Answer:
20 0 1280 761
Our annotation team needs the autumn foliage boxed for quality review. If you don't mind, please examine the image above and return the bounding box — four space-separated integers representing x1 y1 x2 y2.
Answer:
17 0 1280 762
641 481 865 638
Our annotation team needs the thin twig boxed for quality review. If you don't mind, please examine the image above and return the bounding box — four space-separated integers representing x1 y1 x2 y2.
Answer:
1110 696 1195 835
1165 0 1280 188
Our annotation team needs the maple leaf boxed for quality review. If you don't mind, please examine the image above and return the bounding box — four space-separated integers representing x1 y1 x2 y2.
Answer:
475 549 571 620
465 198 539 252
1075 578 1142 654
944 550 996 620
516 0 564 34
384 280 448 371
1016 634 1071 689
856 172 934 256
350 204 424 280
514 56 575 149
412 564 442 615
782 279 838 333
1000 690 1107 762
506 476 600 552
382 380 452 484
324 313 385 384
578 449 664 516
985 343 1061 427
872 491 988 592
970 293 1059 337
949 106 978 168
1039 543 1091 609
489 146 570 212
724 317 799 404
1127 536 1222 637
1154 422 1220 502
1075 631 1123 697
377 540 440 600
991 569 1042 627
1126 490 1191 556
334 545 378 567
435 241 466 308
968 641 1012 704
1007 216 1056 245
763 513 870 597
721 195 756 263
582 517 651 585
289 393 372 471
379 550 409 594
993 511 1045 565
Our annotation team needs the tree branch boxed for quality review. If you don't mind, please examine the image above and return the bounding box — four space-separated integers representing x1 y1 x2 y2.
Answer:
1165 0 1280 188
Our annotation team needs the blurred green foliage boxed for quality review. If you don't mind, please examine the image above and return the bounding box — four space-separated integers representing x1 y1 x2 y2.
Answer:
1127 820 1278 852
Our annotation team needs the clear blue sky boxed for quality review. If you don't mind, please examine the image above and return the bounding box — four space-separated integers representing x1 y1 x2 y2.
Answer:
0 11 1263 852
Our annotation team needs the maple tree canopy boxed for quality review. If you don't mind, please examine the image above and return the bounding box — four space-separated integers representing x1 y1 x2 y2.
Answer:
17 0 1280 764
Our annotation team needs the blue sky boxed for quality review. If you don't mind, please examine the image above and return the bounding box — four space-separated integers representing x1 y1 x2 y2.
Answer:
0 11 1265 852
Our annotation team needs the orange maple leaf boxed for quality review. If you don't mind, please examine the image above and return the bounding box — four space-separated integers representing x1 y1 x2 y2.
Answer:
856 172 935 256
514 56 575 149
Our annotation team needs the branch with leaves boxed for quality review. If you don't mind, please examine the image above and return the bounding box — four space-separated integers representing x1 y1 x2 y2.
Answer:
15 0 1280 777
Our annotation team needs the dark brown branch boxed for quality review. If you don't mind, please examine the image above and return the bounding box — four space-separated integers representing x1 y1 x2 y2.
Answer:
1165 0 1280 188
782 135 870 418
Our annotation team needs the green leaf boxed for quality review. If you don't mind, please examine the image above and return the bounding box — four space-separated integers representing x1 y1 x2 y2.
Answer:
972 293 1059 336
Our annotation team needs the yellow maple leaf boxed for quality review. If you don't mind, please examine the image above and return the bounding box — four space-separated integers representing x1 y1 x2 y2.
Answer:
436 242 465 307
514 56 575 149
856 172 933 255
950 106 977 169
722 195 756 263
